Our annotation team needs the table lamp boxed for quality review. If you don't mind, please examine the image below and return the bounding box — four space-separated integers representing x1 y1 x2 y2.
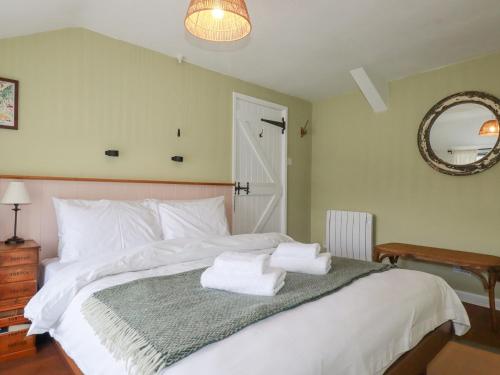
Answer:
1 181 31 244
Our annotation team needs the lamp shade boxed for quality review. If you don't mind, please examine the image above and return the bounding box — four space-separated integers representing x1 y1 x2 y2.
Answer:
185 0 251 42
479 119 500 137
1 182 31 205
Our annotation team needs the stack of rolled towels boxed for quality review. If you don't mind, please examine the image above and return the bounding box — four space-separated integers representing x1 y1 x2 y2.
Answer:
270 242 331 275
201 251 286 296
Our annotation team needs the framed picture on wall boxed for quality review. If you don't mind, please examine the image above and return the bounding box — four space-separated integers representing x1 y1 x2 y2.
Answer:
0 77 19 130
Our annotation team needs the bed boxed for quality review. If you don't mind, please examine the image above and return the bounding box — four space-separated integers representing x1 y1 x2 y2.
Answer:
0 176 470 375
26 234 469 375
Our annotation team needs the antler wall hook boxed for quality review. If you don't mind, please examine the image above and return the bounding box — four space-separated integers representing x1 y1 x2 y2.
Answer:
300 120 310 137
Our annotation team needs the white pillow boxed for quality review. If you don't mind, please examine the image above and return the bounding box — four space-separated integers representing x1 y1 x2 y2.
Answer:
157 196 230 240
53 198 162 263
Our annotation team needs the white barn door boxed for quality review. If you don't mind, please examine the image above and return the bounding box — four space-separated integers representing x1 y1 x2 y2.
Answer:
232 93 287 234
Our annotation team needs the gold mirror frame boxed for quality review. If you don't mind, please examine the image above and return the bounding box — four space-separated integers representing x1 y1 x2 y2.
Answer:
418 91 500 176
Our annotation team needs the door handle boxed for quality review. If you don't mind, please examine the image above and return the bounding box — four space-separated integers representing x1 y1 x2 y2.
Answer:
235 182 250 195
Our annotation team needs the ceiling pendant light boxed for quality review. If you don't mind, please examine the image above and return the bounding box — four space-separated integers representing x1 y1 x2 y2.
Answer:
479 119 500 137
185 0 252 42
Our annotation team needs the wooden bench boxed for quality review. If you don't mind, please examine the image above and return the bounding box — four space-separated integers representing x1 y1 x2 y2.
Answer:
373 243 500 331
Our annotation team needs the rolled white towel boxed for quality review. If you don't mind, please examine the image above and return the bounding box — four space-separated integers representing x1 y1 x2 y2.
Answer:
270 253 331 275
201 267 286 296
273 242 321 260
213 251 270 275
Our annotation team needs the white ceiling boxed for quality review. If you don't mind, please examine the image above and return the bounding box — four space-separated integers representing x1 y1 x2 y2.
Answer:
1 0 500 101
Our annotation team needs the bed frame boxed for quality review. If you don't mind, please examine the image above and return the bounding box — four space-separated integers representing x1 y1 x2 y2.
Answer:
55 342 84 375
55 322 453 375
1 175 453 374
385 321 453 375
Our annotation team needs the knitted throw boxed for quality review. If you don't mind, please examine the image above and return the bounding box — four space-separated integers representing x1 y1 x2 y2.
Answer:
82 257 393 374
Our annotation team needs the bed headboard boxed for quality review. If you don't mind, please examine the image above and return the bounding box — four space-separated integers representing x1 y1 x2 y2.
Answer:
0 176 234 260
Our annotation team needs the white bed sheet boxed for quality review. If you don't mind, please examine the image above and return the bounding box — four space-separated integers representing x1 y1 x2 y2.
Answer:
40 257 70 285
27 235 470 375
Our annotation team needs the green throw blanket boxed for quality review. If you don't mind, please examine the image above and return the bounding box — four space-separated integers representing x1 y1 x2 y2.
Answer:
82 257 393 374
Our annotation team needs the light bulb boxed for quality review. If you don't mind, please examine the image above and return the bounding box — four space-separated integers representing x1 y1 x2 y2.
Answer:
212 8 224 19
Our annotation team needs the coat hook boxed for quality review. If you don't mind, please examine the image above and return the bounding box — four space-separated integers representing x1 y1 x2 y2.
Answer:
300 120 310 138
105 150 119 157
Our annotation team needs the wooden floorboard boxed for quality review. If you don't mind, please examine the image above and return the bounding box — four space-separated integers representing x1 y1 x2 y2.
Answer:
0 335 73 374
457 303 500 349
0 303 498 374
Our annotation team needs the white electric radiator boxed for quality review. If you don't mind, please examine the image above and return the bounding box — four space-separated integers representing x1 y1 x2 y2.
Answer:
325 210 373 261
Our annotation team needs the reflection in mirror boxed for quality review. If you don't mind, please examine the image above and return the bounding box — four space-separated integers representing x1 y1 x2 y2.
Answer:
430 103 499 165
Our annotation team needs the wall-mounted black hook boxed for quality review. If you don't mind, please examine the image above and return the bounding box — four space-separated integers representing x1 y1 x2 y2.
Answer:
105 150 119 157
259 129 264 138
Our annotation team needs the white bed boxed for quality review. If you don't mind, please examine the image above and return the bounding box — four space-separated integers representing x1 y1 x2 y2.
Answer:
40 257 69 285
26 233 470 375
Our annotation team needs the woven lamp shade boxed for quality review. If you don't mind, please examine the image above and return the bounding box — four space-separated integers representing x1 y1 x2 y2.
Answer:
479 119 500 136
185 0 251 42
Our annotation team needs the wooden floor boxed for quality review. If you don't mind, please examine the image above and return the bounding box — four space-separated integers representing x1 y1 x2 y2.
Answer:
457 303 500 349
0 334 73 375
0 303 498 375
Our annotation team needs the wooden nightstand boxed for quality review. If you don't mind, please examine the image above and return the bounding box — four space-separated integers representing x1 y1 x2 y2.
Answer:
0 240 39 362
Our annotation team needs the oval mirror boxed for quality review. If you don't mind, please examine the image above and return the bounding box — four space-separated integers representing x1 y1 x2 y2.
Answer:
418 91 500 175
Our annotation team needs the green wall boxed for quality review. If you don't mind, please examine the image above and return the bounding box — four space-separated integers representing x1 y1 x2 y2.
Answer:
311 52 500 297
0 28 312 241
4 27 499 297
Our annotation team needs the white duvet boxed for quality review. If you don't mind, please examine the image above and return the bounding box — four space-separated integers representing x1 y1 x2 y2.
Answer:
25 233 470 375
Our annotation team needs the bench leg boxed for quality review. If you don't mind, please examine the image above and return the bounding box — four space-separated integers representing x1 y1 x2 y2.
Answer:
488 271 497 332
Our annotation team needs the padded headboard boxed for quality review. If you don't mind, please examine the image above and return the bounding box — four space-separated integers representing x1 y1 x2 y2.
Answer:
0 176 233 260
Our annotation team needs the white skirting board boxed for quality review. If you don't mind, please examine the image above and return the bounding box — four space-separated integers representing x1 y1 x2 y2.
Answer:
455 289 500 311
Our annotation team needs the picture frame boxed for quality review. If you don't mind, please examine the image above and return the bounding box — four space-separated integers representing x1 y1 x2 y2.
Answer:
0 77 19 130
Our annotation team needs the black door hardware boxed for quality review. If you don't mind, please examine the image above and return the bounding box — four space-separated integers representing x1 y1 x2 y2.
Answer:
235 182 250 195
261 117 286 134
